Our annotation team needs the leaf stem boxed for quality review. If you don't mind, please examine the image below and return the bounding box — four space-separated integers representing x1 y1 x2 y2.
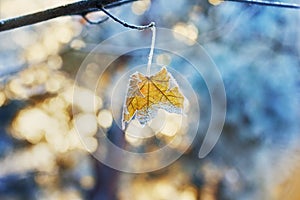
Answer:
147 24 156 76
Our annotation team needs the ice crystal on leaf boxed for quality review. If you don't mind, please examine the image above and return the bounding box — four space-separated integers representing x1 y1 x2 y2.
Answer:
122 67 185 129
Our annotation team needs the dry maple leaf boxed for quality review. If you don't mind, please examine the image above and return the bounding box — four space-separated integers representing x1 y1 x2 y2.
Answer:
122 67 185 129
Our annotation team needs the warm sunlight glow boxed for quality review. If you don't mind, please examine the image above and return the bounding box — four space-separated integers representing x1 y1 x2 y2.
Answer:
156 53 171 66
71 39 86 50
74 87 103 113
13 107 50 143
97 109 113 129
126 119 153 139
132 0 151 15
173 23 198 45
74 113 98 137
209 0 223 6
160 112 182 137
0 91 6 107
82 136 98 152
125 133 143 146
80 175 95 190
47 55 63 69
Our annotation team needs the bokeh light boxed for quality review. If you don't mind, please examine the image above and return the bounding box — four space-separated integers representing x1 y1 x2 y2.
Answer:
0 0 299 199
97 109 113 129
131 0 151 15
173 22 198 45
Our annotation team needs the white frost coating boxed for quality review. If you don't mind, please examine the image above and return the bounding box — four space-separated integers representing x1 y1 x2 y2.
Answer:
122 69 185 129
136 103 182 126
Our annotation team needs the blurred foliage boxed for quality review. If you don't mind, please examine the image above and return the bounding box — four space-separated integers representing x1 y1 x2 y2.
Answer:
0 0 299 200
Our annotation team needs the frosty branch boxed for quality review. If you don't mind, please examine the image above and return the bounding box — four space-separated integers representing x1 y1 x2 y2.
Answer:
0 0 138 32
223 0 300 9
1 0 299 32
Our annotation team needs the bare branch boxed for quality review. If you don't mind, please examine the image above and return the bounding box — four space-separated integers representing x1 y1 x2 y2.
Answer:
0 0 138 32
223 0 300 9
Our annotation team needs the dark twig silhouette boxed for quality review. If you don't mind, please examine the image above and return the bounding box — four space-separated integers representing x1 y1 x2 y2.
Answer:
223 0 300 9
0 0 138 32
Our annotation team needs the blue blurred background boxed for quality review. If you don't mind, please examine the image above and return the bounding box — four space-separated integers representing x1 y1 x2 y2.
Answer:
0 0 299 199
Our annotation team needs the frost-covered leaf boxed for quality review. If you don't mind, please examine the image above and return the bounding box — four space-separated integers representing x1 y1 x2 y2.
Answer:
122 67 184 129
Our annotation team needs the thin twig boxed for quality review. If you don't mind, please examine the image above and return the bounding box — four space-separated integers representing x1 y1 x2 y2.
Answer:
223 0 300 9
82 15 109 25
100 7 155 30
98 6 156 74
0 0 138 32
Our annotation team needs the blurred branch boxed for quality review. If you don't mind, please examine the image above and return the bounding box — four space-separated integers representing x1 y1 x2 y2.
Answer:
223 0 300 9
0 0 138 32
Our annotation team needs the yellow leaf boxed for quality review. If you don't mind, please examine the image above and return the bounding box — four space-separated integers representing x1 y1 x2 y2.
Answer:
122 67 184 129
